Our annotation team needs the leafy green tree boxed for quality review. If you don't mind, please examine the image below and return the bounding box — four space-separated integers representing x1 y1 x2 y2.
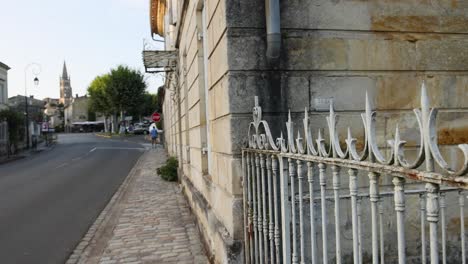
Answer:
88 74 115 132
128 92 159 118
142 92 159 116
87 74 114 116
107 65 146 116
30 110 44 123
0 109 25 154
88 111 96 121
87 66 147 133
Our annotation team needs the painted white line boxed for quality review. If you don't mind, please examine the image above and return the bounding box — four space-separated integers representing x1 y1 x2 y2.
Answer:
72 157 82 161
55 163 69 169
92 147 145 151
89 147 97 153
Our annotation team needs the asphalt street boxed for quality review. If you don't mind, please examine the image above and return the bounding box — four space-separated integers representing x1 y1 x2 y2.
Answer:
0 133 149 264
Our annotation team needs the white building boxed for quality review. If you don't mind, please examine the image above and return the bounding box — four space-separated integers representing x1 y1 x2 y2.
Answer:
0 62 8 109
0 61 10 155
43 98 63 129
64 94 90 132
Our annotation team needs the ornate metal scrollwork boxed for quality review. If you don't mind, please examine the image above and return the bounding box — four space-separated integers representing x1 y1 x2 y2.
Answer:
247 82 468 176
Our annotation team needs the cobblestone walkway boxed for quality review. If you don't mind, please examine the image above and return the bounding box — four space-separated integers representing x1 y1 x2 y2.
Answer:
71 148 208 264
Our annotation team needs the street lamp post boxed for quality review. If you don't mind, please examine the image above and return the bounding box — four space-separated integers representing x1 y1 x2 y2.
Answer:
24 63 41 149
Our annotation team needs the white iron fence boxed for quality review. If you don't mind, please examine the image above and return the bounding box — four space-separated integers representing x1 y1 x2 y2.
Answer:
242 83 468 264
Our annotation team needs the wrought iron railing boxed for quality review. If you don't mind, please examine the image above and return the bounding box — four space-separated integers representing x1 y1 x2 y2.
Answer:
242 83 468 264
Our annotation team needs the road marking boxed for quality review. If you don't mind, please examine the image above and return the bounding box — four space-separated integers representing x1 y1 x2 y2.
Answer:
72 157 82 161
55 163 69 169
89 147 97 153
92 147 145 151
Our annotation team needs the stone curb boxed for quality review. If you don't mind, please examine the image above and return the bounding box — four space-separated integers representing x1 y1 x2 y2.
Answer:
94 133 112 139
65 151 147 264
0 155 25 165
0 144 55 165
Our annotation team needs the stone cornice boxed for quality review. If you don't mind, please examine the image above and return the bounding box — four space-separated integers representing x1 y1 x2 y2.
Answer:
0 61 10 71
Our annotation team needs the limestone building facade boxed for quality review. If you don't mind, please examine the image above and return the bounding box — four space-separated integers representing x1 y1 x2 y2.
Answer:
43 98 63 129
0 62 8 110
0 61 10 155
8 95 45 121
147 1 468 263
64 95 89 132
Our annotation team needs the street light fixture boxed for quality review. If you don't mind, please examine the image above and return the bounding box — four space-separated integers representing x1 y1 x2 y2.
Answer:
24 63 41 149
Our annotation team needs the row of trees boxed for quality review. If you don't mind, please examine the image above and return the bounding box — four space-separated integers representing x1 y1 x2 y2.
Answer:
87 65 160 132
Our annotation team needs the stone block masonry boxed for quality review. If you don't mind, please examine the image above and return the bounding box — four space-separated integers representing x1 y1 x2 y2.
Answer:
158 0 468 262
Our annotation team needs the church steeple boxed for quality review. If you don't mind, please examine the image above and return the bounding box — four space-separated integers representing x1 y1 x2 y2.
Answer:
60 61 72 105
62 61 69 79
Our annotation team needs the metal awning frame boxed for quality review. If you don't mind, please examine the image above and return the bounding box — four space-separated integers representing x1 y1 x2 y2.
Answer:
144 67 175 74
143 50 178 74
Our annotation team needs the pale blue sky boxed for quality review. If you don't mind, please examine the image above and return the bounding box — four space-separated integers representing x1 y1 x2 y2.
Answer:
0 0 163 100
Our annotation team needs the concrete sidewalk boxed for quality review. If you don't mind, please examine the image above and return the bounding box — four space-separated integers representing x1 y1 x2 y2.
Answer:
0 141 53 165
67 148 208 264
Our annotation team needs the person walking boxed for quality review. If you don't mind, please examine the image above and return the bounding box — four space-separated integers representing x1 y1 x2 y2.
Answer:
150 126 158 149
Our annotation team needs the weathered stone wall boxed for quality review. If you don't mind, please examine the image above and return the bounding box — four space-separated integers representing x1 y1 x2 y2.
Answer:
0 66 7 108
225 0 468 262
67 97 89 123
161 0 468 262
0 65 8 156
162 0 244 263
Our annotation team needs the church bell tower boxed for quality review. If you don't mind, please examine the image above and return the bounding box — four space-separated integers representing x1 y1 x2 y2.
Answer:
60 61 73 105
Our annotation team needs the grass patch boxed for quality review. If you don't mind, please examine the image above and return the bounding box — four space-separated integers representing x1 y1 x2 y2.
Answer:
157 157 178 182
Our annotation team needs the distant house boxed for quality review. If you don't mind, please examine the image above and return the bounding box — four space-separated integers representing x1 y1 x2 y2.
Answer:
43 97 63 129
8 95 46 145
0 62 8 109
0 61 10 155
64 94 96 132
41 62 74 131
8 95 45 121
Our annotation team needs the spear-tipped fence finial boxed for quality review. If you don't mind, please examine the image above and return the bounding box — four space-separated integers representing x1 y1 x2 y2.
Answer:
246 82 468 177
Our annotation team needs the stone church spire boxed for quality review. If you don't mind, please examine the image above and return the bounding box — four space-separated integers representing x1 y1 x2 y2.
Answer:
62 61 68 79
60 61 72 105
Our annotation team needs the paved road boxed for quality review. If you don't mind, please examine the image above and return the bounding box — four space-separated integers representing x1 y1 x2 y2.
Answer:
0 133 147 264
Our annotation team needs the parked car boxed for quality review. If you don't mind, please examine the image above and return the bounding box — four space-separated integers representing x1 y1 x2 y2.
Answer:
133 123 150 135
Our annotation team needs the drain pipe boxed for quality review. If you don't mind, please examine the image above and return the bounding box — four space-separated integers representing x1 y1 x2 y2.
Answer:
265 0 281 64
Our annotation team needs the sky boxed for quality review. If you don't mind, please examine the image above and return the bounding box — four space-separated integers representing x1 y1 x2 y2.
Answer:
0 0 164 100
